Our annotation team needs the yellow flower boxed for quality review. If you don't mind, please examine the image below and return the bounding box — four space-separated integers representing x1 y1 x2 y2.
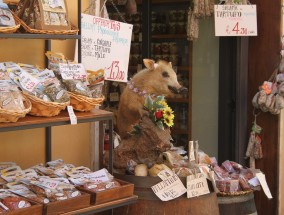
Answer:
163 106 174 120
163 117 174 127
158 100 168 108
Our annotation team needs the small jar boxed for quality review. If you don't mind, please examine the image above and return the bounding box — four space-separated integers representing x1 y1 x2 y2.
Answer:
169 10 177 22
168 22 176 34
161 42 169 54
169 42 177 55
153 43 162 55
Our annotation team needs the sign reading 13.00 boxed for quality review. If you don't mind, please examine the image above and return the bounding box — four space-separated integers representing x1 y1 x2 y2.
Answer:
214 5 257 36
81 14 133 82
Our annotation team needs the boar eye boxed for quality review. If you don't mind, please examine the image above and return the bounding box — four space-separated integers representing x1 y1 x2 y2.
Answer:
162 71 169 78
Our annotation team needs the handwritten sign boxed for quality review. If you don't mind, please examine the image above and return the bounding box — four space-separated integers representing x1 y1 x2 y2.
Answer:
84 168 112 184
187 173 210 198
81 14 133 82
151 174 187 201
214 5 257 36
59 63 87 80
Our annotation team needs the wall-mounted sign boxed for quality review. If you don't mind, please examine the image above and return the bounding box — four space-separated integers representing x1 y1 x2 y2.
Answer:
214 5 257 36
81 14 133 82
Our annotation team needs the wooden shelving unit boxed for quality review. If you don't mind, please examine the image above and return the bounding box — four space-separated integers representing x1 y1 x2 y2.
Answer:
0 0 138 213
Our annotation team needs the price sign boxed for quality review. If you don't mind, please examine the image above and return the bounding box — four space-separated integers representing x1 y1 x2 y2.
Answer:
59 63 87 80
19 70 40 92
151 174 187 201
187 173 210 198
81 14 133 82
214 5 257 36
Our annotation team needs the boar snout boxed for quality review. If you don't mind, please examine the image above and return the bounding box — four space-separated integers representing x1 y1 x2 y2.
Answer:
168 86 188 94
178 86 188 94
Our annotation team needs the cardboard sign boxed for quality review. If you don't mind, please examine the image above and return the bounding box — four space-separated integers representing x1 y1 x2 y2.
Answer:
187 173 210 198
81 14 133 82
256 172 273 199
214 5 257 36
151 174 187 201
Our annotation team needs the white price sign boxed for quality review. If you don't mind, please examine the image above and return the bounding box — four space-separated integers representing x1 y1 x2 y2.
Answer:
187 173 210 198
59 63 87 80
81 14 133 82
151 174 187 201
214 5 257 36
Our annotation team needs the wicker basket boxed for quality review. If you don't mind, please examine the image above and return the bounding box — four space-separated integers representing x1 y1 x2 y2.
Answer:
69 92 105 112
217 190 253 197
0 96 31 123
0 13 21 34
3 0 19 5
23 93 69 117
12 12 79 35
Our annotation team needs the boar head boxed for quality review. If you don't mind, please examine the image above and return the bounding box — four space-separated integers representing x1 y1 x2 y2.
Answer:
140 59 188 97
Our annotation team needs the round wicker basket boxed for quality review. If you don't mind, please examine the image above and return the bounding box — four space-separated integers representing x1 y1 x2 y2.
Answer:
12 12 79 35
69 92 104 112
23 93 69 117
217 190 253 197
0 96 31 122
0 13 21 34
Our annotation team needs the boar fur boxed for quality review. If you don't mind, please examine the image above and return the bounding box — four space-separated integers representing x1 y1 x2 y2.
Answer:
116 59 187 139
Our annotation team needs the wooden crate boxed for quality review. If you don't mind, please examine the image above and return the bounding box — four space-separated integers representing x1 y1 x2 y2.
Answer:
6 203 43 215
42 193 91 215
78 179 134 205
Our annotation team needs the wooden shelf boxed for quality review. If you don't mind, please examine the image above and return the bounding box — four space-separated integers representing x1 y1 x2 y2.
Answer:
152 34 187 39
166 97 189 103
171 129 188 135
61 195 138 215
0 33 80 40
0 109 113 132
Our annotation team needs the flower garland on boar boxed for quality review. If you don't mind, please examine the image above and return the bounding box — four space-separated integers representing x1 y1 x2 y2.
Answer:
132 95 174 134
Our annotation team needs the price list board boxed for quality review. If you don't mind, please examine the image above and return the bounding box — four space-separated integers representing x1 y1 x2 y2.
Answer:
81 14 133 82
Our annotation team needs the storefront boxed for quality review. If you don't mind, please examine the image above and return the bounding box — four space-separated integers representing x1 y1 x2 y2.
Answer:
0 0 282 214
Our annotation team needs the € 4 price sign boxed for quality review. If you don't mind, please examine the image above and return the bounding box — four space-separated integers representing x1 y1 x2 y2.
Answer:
214 4 257 36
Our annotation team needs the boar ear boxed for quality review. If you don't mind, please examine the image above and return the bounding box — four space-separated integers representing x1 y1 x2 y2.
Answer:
143 59 155 70
168 62 172 68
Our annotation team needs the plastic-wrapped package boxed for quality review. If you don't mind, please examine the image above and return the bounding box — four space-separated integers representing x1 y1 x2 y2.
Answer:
0 189 31 211
221 160 235 173
82 180 121 192
215 179 239 193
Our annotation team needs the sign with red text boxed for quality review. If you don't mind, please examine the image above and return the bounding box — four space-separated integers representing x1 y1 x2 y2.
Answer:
81 14 133 82
214 5 257 36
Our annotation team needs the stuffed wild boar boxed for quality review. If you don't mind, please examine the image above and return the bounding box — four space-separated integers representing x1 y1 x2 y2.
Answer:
116 59 187 138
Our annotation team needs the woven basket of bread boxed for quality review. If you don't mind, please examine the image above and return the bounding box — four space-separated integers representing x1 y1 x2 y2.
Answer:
0 12 21 33
23 92 69 117
69 92 104 112
12 12 78 35
0 95 31 122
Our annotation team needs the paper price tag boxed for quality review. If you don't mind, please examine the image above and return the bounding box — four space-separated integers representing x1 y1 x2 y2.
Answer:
151 174 187 201
187 173 210 198
158 169 174 181
256 172 273 199
59 63 87 81
214 5 257 36
38 178 60 190
19 71 40 92
67 106 77 125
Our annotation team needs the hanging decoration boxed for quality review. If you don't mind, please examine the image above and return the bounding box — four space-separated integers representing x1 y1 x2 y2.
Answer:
251 54 284 114
245 110 263 168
